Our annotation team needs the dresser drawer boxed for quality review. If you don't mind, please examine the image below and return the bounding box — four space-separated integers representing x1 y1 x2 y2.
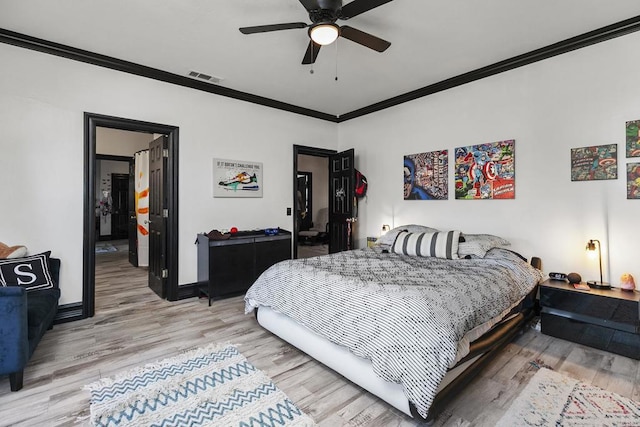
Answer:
540 312 640 359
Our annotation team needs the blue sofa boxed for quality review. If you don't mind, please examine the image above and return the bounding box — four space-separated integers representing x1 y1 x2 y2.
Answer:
0 257 61 391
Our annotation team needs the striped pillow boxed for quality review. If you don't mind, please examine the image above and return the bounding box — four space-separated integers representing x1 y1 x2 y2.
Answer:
392 230 461 259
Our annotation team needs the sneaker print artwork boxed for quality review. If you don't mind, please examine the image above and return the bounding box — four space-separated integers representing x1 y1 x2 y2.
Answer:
213 158 263 197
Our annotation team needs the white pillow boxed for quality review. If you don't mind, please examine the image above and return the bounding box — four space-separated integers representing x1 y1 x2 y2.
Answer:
376 224 440 247
458 233 510 258
392 230 461 259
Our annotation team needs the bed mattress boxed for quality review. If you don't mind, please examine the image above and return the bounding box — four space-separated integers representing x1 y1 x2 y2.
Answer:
245 247 543 418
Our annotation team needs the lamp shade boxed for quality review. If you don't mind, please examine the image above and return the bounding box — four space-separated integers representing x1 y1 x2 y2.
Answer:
309 23 339 45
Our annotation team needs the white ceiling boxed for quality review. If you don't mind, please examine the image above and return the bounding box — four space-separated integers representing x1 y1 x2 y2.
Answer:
2 0 640 117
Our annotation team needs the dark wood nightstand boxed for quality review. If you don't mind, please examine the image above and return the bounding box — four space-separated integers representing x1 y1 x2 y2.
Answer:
539 279 639 359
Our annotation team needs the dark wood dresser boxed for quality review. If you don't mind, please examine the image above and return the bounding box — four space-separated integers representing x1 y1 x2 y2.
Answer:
196 229 291 305
539 279 639 359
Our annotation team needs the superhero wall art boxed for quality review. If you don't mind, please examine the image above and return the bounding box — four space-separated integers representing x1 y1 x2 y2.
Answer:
627 120 640 158
454 139 515 200
404 150 448 200
627 163 640 199
570 144 617 181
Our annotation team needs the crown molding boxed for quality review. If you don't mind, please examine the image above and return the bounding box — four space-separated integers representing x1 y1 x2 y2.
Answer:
337 14 640 122
0 28 337 123
2 14 640 123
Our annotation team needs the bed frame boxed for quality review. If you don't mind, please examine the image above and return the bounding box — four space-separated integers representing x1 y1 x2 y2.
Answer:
254 257 541 424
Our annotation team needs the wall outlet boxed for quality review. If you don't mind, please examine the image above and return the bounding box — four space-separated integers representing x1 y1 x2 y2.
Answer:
286 207 292 216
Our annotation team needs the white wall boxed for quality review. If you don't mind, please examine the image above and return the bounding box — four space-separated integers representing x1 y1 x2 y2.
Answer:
339 31 640 287
97 127 152 155
0 43 338 305
3 30 639 305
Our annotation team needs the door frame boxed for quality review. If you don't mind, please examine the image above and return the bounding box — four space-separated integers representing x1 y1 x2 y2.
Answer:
84 112 180 318
95 154 131 241
292 145 336 259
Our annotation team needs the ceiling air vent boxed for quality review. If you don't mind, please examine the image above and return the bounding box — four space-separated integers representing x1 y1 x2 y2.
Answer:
187 70 223 84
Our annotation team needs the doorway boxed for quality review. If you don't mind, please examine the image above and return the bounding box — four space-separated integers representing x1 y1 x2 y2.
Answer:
110 172 129 240
293 145 335 259
83 113 179 319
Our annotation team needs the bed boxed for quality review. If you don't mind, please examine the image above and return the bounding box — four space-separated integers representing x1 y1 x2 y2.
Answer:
244 227 544 424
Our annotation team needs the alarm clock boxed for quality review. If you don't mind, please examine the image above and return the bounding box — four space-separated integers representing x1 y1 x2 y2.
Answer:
549 272 567 281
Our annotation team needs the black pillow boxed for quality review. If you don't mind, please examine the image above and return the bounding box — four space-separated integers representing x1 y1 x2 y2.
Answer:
0 251 55 291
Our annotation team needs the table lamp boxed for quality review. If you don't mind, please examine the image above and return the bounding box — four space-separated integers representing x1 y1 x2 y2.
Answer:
586 239 610 289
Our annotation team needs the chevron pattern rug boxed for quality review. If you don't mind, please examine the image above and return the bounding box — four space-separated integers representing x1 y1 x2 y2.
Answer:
497 367 640 426
85 343 316 427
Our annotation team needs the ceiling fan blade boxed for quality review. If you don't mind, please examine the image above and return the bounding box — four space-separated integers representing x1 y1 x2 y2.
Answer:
340 0 393 19
302 40 322 64
298 0 320 12
239 22 308 34
340 26 390 52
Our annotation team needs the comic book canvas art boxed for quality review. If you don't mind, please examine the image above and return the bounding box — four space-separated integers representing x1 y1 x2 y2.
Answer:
454 139 515 200
213 158 263 197
403 150 448 200
627 163 640 199
626 120 640 158
570 144 617 181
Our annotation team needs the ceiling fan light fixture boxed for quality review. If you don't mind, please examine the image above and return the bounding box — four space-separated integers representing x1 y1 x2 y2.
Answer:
309 23 339 45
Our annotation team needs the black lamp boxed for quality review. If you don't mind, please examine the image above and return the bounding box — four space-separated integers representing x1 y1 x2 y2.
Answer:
586 239 610 289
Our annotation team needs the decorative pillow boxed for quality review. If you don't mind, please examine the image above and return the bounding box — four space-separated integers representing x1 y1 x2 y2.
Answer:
0 241 28 259
458 233 510 258
392 230 461 259
460 233 510 246
376 225 440 247
0 251 55 291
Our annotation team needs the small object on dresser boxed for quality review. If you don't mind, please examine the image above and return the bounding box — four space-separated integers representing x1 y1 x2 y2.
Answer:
620 273 636 292
573 282 590 291
548 272 567 281
230 227 238 234
206 229 231 240
588 280 611 290
264 228 279 236
566 272 582 284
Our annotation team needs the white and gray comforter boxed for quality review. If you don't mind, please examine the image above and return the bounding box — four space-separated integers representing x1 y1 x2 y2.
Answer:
244 247 543 419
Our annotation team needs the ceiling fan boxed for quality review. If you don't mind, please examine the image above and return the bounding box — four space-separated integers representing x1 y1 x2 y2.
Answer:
239 0 393 65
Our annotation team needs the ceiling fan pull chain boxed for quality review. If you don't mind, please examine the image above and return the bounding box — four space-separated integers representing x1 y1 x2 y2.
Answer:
310 42 315 74
335 39 339 82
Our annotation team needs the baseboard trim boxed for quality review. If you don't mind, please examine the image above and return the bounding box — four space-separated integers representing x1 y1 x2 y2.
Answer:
178 283 199 300
54 302 85 324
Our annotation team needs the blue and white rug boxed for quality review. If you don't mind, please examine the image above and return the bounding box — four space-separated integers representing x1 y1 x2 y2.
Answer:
85 343 316 427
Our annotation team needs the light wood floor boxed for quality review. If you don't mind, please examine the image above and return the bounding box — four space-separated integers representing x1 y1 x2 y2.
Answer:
1 250 639 426
298 243 329 259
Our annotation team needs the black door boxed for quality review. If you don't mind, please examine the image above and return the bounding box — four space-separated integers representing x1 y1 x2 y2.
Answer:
329 149 355 253
128 160 138 267
148 135 168 298
110 173 129 240
297 172 313 231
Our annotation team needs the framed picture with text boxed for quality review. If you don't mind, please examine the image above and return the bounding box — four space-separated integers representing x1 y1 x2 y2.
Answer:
213 158 263 198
